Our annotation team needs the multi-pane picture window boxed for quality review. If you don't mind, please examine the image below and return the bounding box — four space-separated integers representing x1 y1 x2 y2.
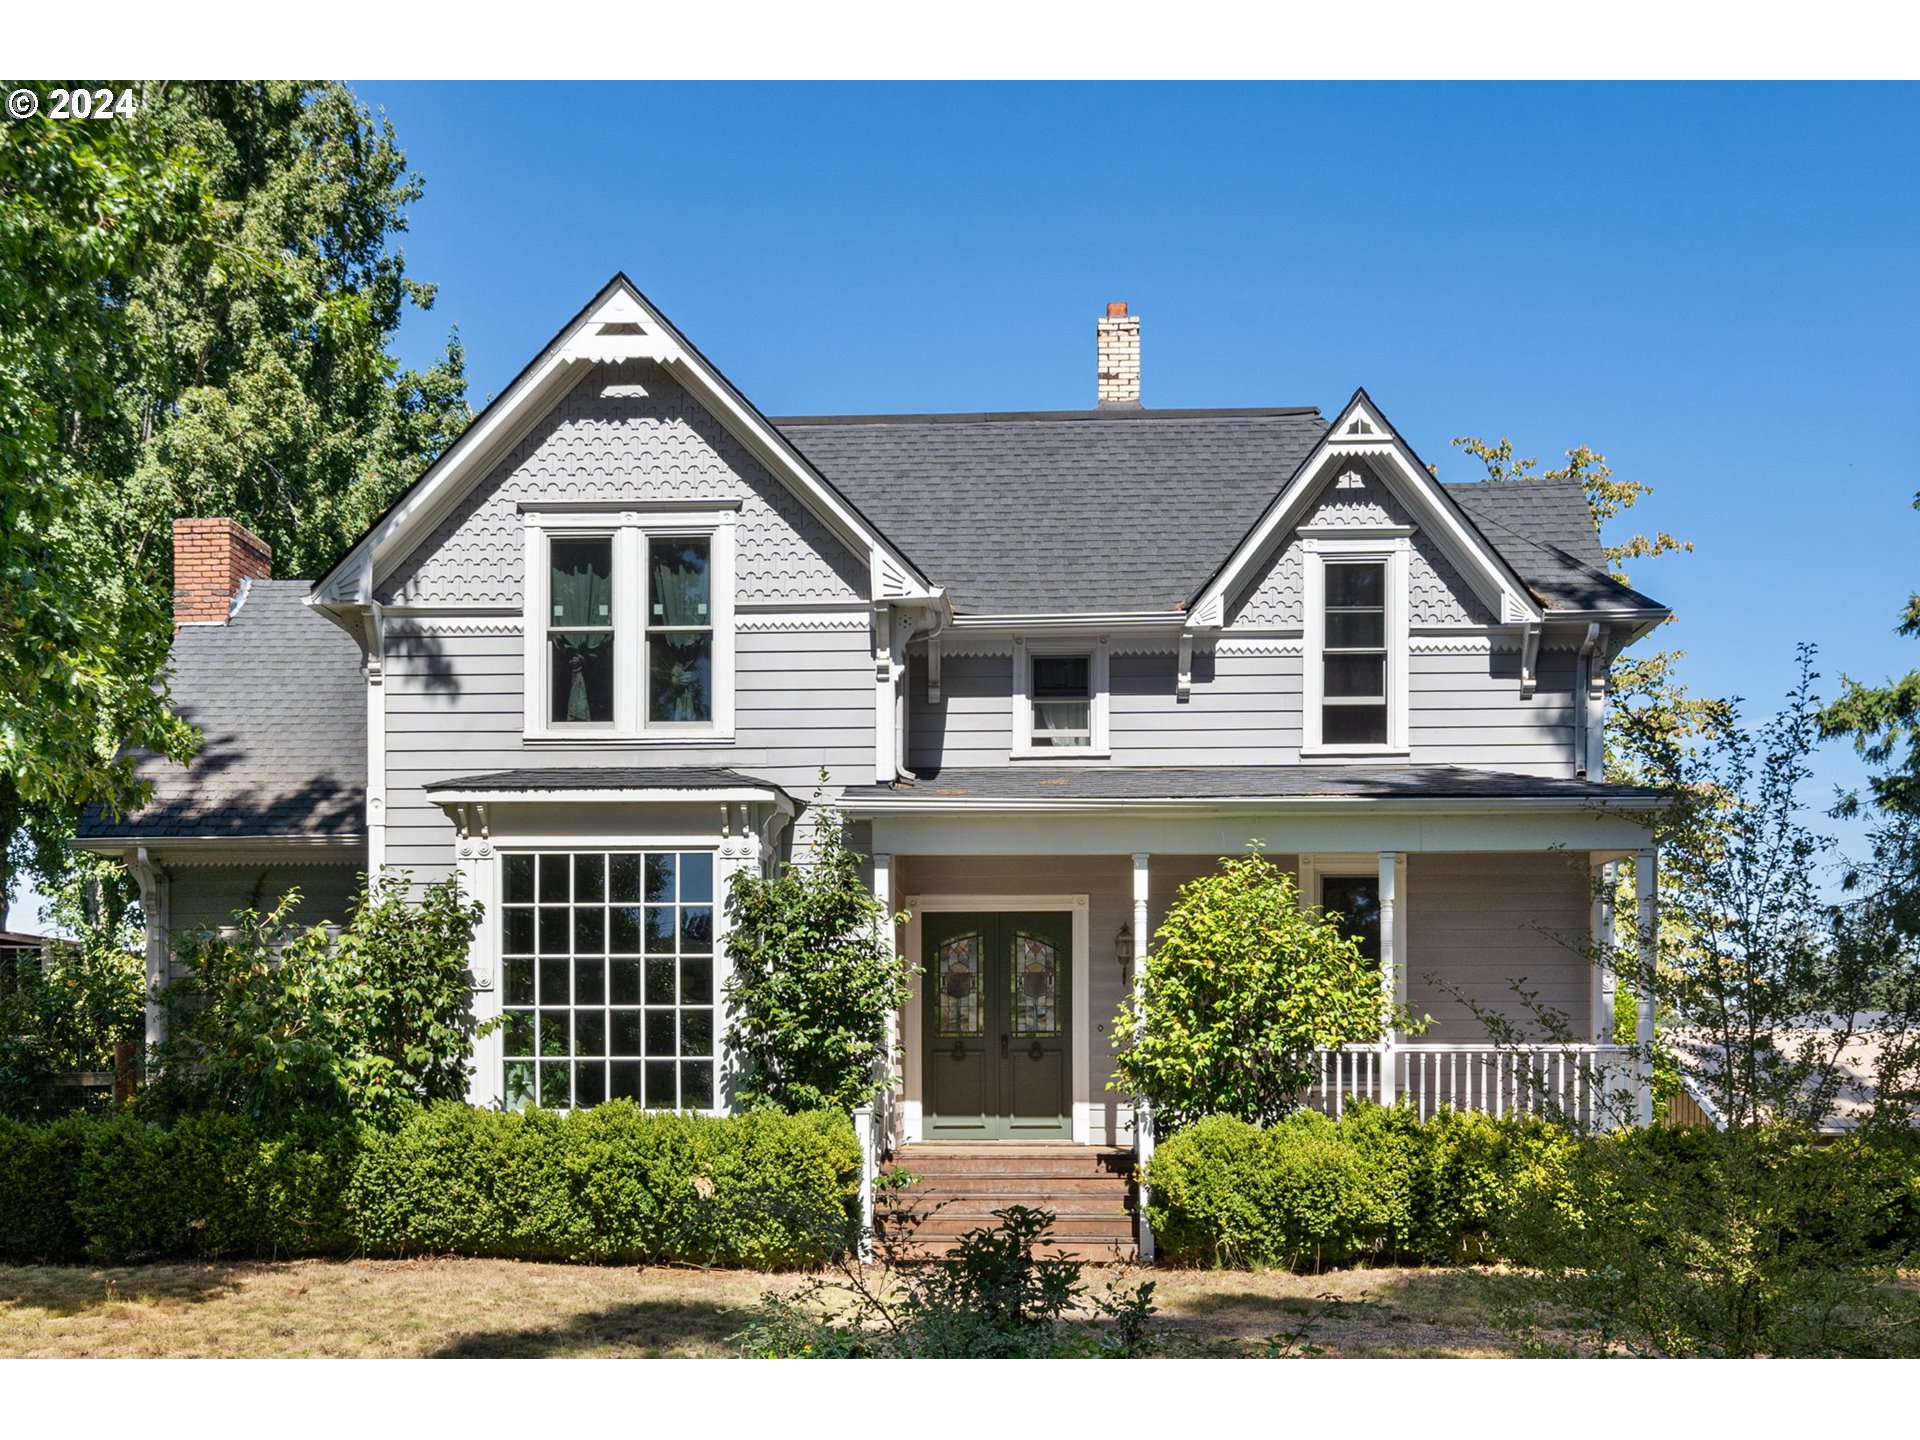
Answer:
1030 654 1092 747
500 849 716 1112
548 537 615 724
1322 560 1388 745
647 537 712 723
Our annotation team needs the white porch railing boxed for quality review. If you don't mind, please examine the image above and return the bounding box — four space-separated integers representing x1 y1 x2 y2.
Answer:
1308 1042 1636 1131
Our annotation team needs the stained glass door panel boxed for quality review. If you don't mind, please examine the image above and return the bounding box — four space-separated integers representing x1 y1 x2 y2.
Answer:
922 910 1073 1140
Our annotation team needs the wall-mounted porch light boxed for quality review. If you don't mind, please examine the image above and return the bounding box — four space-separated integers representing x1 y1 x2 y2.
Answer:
1114 923 1135 971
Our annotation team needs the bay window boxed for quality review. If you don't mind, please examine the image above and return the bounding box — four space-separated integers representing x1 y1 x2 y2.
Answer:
500 848 717 1111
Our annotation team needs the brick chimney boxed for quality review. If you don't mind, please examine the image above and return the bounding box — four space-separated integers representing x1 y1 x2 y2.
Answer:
1096 301 1141 409
172 518 272 626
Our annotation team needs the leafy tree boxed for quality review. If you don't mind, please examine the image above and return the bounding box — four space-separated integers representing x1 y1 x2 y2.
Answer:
0 855 146 1119
1818 488 1920 821
1110 847 1405 1130
105 81 470 582
150 874 485 1130
723 804 913 1113
0 104 204 916
4 81 470 916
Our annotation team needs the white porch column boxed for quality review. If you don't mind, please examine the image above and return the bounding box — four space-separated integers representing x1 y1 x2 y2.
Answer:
713 801 765 1114
855 848 895 1263
1130 851 1154 1262
1634 847 1658 1127
1378 851 1401 1106
453 805 502 1107
128 847 171 1066
1590 859 1618 1044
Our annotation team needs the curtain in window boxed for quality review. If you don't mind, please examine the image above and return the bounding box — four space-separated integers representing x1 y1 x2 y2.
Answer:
650 543 709 625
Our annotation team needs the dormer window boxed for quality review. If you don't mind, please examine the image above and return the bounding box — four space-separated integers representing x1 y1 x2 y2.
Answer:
523 510 736 741
1322 561 1387 745
1301 535 1409 757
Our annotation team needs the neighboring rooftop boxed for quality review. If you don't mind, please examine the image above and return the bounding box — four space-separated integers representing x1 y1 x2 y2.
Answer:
76 581 366 843
778 407 1661 618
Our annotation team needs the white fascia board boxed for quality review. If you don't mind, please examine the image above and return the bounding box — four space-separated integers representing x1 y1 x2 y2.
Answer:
74 835 368 863
1192 391 1543 631
428 788 796 815
951 612 1185 632
843 793 1664 818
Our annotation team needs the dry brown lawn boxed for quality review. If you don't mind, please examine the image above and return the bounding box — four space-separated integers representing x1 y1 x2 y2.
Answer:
0 1257 1532 1358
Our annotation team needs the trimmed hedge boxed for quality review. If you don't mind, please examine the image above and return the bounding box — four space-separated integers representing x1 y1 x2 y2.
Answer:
351 1103 861 1267
1145 1103 1578 1269
0 1102 860 1268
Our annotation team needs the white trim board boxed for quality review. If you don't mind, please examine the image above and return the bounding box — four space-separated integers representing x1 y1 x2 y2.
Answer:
901 893 1092 1146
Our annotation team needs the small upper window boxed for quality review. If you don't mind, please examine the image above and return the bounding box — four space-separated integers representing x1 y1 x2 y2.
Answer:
1030 654 1092 748
1322 560 1387 746
549 537 615 724
647 537 712 723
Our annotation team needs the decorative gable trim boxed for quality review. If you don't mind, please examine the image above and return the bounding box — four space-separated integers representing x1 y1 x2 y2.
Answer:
1190 389 1544 637
310 275 940 621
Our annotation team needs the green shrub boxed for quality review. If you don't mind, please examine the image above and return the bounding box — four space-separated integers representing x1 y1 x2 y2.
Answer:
69 1111 361 1260
348 1102 861 1267
1147 1111 1397 1269
1146 1103 1578 1270
0 1104 860 1269
1498 1123 1919 1356
0 1115 90 1261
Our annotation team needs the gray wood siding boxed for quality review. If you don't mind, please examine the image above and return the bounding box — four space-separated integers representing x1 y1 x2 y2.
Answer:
908 646 1575 775
166 863 364 983
1404 851 1594 1041
383 625 875 883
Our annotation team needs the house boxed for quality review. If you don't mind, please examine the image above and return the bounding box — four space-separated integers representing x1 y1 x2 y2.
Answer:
78 276 1669 1253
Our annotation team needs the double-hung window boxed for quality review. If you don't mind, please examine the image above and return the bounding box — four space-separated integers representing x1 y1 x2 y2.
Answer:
1302 535 1408 755
1322 561 1388 745
1012 640 1110 757
525 513 735 739
548 537 617 725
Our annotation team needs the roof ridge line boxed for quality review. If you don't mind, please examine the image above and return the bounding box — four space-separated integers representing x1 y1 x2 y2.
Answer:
772 406 1324 426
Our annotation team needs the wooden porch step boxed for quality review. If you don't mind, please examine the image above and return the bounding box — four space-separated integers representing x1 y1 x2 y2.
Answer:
877 1143 1139 1259
882 1240 1140 1263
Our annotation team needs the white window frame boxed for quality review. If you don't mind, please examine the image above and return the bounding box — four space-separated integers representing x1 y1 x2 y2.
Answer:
1300 532 1410 759
492 842 724 1115
1010 636 1110 759
523 511 736 742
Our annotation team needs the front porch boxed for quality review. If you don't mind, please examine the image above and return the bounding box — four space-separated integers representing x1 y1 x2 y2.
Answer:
843 778 1661 1255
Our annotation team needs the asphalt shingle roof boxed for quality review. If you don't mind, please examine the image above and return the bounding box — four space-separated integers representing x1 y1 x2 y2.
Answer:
844 765 1660 804
76 582 365 842
777 408 1662 618
777 408 1328 615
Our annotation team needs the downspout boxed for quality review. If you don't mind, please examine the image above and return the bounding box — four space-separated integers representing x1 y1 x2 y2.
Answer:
1576 622 1600 778
891 596 950 782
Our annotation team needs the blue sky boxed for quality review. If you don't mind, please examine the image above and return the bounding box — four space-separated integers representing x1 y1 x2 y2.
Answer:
11 81 1919 928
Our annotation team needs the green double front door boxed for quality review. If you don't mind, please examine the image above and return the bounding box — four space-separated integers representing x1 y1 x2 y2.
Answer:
923 910 1073 1141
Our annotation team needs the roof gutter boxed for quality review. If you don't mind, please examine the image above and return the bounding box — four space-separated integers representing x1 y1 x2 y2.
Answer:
842 792 1667 818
